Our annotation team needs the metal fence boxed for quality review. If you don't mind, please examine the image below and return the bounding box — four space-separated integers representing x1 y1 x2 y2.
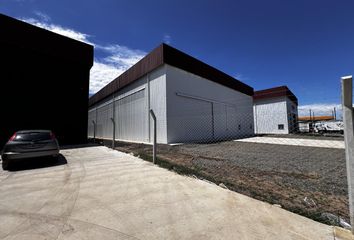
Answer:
88 82 350 229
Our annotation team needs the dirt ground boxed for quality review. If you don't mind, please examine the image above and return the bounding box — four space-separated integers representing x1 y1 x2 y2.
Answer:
114 140 348 226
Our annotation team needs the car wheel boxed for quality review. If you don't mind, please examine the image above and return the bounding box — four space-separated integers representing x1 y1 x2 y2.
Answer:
2 160 9 170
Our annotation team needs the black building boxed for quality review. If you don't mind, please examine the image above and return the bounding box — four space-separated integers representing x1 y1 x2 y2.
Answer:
0 14 94 147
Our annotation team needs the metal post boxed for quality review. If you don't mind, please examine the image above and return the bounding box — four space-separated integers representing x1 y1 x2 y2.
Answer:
147 74 151 142
341 75 354 233
211 102 215 140
149 109 156 164
110 118 115 149
92 120 96 143
111 94 116 149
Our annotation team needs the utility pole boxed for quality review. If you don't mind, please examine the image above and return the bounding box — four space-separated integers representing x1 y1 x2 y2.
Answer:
312 111 315 133
309 109 312 121
309 109 312 133
334 107 337 121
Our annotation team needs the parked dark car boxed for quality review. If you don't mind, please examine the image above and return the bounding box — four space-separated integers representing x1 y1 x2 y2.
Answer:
1 130 60 170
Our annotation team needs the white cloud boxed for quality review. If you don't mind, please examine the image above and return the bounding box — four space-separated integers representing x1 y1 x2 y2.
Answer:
89 44 145 94
97 44 145 67
21 17 95 45
233 73 245 80
163 34 172 44
89 46 145 94
20 15 146 94
33 11 50 22
298 103 342 118
89 61 123 94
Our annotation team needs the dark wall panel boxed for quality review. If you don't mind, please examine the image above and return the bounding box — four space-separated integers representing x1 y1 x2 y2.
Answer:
0 14 93 148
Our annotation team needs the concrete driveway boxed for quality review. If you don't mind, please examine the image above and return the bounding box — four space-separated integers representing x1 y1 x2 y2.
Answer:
0 146 337 239
235 136 344 149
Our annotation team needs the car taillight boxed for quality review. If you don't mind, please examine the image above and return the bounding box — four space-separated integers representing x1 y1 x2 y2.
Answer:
50 132 56 140
8 133 16 142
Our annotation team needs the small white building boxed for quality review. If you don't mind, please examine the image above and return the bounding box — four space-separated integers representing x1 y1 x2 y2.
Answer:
88 44 254 144
253 86 298 134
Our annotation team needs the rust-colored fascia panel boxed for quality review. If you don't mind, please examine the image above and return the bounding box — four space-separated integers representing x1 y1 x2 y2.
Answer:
89 43 254 107
254 86 298 105
89 44 164 106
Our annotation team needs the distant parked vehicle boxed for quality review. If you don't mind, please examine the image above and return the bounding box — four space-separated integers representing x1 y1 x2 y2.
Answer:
314 121 344 134
1 130 60 170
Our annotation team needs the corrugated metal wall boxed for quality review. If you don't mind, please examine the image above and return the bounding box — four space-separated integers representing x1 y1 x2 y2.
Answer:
115 89 148 142
96 101 113 139
88 64 254 144
87 65 167 144
148 67 167 143
165 64 254 143
87 108 96 138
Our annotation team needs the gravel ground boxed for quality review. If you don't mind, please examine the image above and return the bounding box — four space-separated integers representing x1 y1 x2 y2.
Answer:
179 141 346 195
115 139 349 225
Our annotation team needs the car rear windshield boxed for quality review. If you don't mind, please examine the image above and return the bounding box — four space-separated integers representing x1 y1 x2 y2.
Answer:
14 132 51 142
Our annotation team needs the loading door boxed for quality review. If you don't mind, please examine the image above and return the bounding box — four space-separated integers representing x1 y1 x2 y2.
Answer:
173 96 213 142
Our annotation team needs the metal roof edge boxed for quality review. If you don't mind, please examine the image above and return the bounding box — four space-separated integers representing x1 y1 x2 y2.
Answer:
89 43 254 106
254 86 298 105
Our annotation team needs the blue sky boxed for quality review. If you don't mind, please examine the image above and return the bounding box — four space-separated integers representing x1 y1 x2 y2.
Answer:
1 0 354 116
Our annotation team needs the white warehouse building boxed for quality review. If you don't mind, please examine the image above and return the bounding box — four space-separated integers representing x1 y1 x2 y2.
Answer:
253 86 298 134
88 44 254 144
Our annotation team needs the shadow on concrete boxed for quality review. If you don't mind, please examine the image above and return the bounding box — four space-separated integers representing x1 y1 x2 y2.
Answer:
60 143 100 150
7 154 68 172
